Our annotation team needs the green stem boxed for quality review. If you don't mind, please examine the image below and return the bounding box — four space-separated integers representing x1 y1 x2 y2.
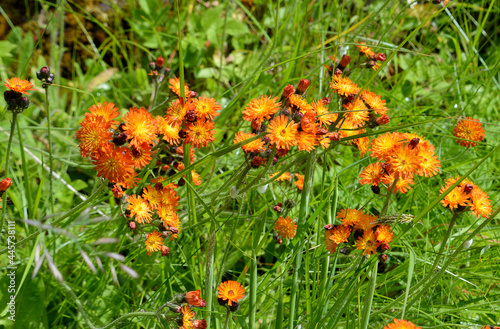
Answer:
380 177 398 216
360 260 378 329
0 111 17 237
289 149 316 329
249 248 257 329
205 226 216 328
45 88 54 213
224 308 231 329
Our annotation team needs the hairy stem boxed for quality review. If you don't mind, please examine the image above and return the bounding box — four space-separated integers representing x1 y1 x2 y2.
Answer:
0 111 17 237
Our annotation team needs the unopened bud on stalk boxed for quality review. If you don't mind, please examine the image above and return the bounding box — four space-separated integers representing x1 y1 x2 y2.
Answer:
336 55 351 72
297 79 310 94
339 247 351 255
229 301 240 312
36 66 55 87
128 221 136 230
323 224 334 230
464 184 474 194
375 53 386 62
322 96 331 104
381 243 390 251
273 205 281 212
329 132 341 141
169 227 179 234
376 114 390 126
112 131 128 146
156 56 165 68
251 119 262 132
379 254 388 262
161 246 170 256
0 178 12 192
281 85 295 100
371 185 380 194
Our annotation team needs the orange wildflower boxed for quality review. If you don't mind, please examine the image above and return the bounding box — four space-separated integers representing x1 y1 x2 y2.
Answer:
184 120 216 148
312 99 337 126
156 116 181 145
88 102 120 126
92 145 135 183
242 96 281 123
145 231 163 256
122 107 158 150
361 90 388 115
142 184 162 209
383 318 421 329
469 188 492 218
127 195 153 224
233 131 265 153
375 225 394 244
387 146 421 178
330 75 360 97
169 77 190 98
356 42 376 58
329 225 351 244
356 230 379 256
193 96 221 120
180 305 195 329
324 229 338 254
270 172 292 182
267 115 299 150
288 94 314 115
354 136 370 157
294 173 304 190
343 98 369 128
354 214 376 231
359 163 384 186
275 216 297 239
76 113 113 158
453 117 485 147
166 99 193 125
370 132 402 160
337 208 366 227
297 131 318 152
416 148 440 177
129 144 152 169
3 77 35 95
217 281 245 306
381 171 415 194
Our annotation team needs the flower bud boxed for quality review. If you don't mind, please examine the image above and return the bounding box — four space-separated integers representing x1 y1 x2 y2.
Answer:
464 184 474 194
178 130 187 139
0 178 12 192
376 114 390 126
381 243 390 251
371 185 380 194
128 221 136 230
316 128 328 136
193 320 207 329
186 290 206 307
169 227 179 234
251 119 262 132
36 66 54 88
156 56 165 68
323 224 334 230
112 132 128 146
297 79 310 94
178 178 185 186
329 132 341 141
229 301 240 312
379 254 388 262
339 247 351 255
161 245 170 256
322 96 331 105
281 108 291 117
375 53 386 62
354 229 364 240
218 297 228 306
185 109 197 122
409 138 420 149
276 148 289 158
281 85 295 100
273 205 281 212
276 236 283 244
337 55 351 72
4 90 21 107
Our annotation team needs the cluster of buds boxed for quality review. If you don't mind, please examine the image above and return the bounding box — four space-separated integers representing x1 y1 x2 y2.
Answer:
161 290 207 328
36 66 55 88
148 55 171 82
4 90 30 113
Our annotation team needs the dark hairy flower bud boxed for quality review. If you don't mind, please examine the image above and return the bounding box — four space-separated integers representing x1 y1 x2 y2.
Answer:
381 243 390 251
322 96 331 105
337 55 351 72
339 247 351 255
185 109 197 122
112 132 128 146
354 229 364 240
179 130 187 139
379 254 388 262
409 138 420 149
218 297 228 306
273 205 281 212
128 221 136 230
169 227 179 234
229 301 240 312
464 184 474 194
276 236 283 244
36 66 54 88
161 245 170 257
371 185 380 194
178 178 185 186
118 122 126 132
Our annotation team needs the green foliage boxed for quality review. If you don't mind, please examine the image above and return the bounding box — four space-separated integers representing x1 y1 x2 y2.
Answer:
0 1 499 329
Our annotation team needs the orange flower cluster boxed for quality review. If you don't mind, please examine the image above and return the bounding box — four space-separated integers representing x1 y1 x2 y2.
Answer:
274 216 297 240
180 305 207 329
440 177 492 218
453 117 485 148
76 73 218 256
383 318 421 329
359 132 441 193
324 208 393 256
